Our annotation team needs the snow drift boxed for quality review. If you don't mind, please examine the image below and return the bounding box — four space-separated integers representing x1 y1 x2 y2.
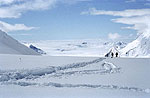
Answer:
0 30 40 55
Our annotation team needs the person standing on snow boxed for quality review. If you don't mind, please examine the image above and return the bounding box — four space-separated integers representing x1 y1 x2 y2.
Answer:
116 52 119 57
111 52 114 58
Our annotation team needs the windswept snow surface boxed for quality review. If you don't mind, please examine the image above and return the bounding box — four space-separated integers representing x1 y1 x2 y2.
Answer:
0 30 40 55
0 54 150 98
23 40 126 57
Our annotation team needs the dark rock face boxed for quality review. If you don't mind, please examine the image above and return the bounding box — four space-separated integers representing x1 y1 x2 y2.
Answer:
29 45 46 55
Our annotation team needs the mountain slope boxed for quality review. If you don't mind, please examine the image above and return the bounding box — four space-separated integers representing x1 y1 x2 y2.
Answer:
0 30 40 55
120 32 150 57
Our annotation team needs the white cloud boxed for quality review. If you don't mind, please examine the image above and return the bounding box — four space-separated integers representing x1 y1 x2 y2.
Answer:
82 8 150 35
113 15 150 34
60 0 91 4
0 0 91 18
108 33 121 40
125 0 136 3
0 0 90 32
0 21 36 32
0 0 57 18
81 8 150 17
0 0 15 5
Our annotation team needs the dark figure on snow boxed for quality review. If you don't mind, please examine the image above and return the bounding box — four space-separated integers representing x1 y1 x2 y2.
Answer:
105 53 109 57
116 52 119 57
111 52 114 58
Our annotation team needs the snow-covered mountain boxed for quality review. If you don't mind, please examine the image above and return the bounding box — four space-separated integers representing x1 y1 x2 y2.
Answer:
120 32 150 57
0 30 40 55
104 41 126 57
105 46 120 57
115 41 127 49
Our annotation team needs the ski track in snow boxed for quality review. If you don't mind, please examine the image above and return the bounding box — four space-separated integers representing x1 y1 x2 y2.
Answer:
1 81 150 94
49 68 121 78
0 58 149 94
0 58 106 82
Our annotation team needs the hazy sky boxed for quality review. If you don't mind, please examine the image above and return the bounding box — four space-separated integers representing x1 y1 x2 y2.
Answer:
0 0 150 41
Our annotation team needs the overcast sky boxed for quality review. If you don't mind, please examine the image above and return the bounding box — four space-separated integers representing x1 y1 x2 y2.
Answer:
0 0 150 41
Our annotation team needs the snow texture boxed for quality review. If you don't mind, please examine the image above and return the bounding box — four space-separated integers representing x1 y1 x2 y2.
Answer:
23 40 126 57
0 54 150 98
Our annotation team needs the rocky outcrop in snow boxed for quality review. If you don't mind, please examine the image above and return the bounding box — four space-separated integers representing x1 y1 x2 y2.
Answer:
29 44 46 55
